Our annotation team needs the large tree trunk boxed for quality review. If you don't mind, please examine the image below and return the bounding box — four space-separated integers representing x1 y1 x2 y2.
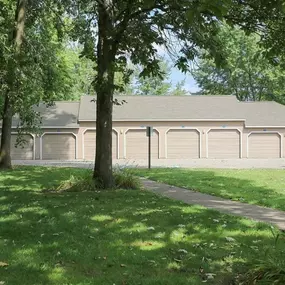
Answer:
0 95 13 169
0 0 27 170
93 0 115 188
94 83 114 188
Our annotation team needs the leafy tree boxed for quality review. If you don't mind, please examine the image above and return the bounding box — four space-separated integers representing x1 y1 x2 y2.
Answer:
70 0 285 188
0 0 28 169
169 79 190 96
132 60 172 96
192 25 285 102
0 0 76 169
56 44 95 100
128 60 189 96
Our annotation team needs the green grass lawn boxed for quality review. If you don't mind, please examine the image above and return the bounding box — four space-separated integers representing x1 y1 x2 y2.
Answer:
131 168 285 211
1 167 285 285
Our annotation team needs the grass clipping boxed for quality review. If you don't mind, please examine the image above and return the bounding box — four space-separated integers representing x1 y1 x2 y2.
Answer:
54 169 141 192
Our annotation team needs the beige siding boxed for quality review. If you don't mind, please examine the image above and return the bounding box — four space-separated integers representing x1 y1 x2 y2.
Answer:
80 121 245 159
125 129 159 159
83 130 118 161
84 130 96 161
248 133 281 158
35 137 41 159
166 129 199 158
0 134 34 160
11 134 34 160
42 133 76 160
208 129 240 158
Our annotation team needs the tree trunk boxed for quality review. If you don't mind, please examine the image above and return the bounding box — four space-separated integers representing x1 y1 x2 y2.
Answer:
0 95 13 169
93 0 115 188
94 84 114 188
0 0 27 170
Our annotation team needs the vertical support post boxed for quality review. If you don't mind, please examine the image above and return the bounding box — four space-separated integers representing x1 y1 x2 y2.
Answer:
146 126 153 169
148 132 151 169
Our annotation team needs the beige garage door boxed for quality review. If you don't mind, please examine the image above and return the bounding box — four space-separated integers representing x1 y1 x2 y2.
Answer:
0 134 34 160
83 130 118 161
167 129 200 158
125 129 159 159
42 133 76 160
208 129 240 158
248 133 281 158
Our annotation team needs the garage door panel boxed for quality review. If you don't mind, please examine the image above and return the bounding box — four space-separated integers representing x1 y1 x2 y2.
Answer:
42 134 76 160
126 129 159 159
208 130 240 159
84 130 118 161
84 130 96 161
249 133 280 158
167 129 199 159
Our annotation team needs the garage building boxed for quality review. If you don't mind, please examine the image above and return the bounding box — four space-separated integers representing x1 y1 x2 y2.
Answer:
1 95 285 161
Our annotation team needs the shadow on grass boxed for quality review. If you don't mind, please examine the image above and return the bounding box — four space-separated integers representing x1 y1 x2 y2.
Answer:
131 168 285 211
0 166 88 192
0 167 285 285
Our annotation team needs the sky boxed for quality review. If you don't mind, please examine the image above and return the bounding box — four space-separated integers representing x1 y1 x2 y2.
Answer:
154 44 201 93
170 67 200 93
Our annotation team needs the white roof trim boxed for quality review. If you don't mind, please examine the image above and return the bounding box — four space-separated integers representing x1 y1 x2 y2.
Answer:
245 125 285 128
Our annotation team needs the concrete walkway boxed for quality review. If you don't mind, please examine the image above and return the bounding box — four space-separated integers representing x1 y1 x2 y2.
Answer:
14 158 285 169
141 178 285 230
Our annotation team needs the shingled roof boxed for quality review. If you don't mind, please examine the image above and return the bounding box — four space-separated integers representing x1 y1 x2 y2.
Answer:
35 102 79 127
3 95 285 128
78 95 243 121
237 101 285 127
1 102 80 128
78 95 285 127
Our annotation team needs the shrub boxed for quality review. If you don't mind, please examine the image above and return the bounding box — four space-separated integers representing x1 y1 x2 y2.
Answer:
113 169 142 190
49 169 141 192
242 265 285 285
54 170 100 192
238 232 285 285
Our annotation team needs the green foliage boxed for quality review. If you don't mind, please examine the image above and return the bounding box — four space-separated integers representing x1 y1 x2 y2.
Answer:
113 169 141 189
0 0 94 131
69 0 285 185
56 44 95 100
116 59 189 96
240 232 285 284
170 79 189 96
52 170 99 192
192 25 285 102
52 169 141 191
71 0 244 92
132 60 172 96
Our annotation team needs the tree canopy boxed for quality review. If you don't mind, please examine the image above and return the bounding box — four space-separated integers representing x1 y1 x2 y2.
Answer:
0 0 82 167
67 0 285 187
192 25 285 102
1 0 285 185
125 59 189 96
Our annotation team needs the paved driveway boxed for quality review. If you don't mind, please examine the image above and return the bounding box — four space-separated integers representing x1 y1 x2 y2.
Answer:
14 158 285 169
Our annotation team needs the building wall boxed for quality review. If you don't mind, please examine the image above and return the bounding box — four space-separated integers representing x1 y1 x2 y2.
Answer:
79 121 246 160
6 122 285 160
